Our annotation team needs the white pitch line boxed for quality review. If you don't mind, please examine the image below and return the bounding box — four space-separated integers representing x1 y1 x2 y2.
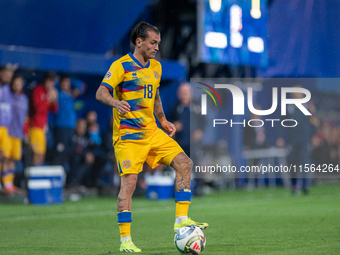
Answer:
0 193 337 222
0 205 175 222
0 199 268 222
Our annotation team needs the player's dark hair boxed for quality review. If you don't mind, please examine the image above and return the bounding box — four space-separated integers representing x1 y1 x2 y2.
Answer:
11 73 23 82
130 22 160 45
59 74 70 83
0 63 15 72
44 71 57 81
10 74 24 93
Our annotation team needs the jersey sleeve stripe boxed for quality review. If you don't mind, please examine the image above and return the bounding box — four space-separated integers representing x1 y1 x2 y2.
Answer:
100 82 113 91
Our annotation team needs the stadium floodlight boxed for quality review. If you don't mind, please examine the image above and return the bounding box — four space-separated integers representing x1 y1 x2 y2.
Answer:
209 0 222 12
198 0 268 66
230 32 243 48
251 0 261 19
204 32 228 49
247 36 264 53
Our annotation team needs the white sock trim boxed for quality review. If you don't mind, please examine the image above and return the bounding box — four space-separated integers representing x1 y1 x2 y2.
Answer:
121 236 131 243
175 216 188 224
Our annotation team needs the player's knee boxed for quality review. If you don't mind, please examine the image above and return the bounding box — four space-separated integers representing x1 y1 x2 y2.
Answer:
187 157 193 169
127 176 138 188
178 156 193 173
3 157 11 165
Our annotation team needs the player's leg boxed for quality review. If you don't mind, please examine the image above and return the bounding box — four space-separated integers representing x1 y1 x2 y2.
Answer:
146 129 208 231
0 127 8 190
117 173 137 235
0 135 4 191
117 174 142 252
171 152 209 231
32 153 44 166
171 152 192 226
3 137 23 193
2 157 13 193
0 130 13 193
115 140 147 252
2 157 16 193
172 152 192 192
0 150 2 191
29 128 46 166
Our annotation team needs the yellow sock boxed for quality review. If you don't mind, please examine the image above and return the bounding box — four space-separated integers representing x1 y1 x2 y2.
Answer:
176 201 191 217
117 210 132 238
2 170 14 187
118 222 131 238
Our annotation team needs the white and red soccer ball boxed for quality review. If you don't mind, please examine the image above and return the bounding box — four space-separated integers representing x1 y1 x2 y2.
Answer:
174 226 206 254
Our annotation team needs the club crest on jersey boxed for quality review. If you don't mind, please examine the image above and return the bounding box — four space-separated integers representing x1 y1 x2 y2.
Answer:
105 71 112 79
131 72 138 79
153 71 159 79
123 160 131 169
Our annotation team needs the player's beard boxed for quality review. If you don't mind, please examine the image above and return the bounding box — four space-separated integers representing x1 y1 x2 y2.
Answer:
148 50 157 59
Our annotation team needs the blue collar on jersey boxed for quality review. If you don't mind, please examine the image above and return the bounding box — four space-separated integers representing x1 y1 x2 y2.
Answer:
129 52 150 68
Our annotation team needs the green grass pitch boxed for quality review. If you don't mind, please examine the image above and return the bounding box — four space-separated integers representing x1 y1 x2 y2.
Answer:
0 183 339 254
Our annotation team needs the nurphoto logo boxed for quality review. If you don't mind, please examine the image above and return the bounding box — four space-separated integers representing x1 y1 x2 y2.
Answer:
196 82 312 128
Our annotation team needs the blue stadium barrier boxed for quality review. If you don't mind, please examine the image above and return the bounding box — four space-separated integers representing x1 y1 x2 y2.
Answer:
0 44 186 80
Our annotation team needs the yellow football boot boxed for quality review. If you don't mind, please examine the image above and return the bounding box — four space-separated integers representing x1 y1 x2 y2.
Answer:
119 238 141 252
174 217 209 232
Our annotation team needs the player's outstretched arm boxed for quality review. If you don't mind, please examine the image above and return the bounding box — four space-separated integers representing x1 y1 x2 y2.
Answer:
95 86 130 114
154 89 176 137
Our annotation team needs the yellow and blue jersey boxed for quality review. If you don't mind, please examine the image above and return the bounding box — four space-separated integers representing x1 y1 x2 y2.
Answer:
100 52 162 143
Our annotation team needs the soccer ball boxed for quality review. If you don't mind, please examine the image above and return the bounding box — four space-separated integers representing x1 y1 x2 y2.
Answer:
174 226 206 254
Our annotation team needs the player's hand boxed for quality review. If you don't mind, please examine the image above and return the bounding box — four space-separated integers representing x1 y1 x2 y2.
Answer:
115 100 130 114
161 120 176 137
48 89 58 102
73 88 80 98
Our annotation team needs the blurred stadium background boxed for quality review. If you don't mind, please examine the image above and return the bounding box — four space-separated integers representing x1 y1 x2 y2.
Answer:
0 0 340 254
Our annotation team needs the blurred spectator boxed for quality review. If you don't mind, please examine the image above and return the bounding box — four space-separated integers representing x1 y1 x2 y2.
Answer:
277 86 316 194
1 75 28 193
168 82 205 195
29 71 58 166
312 121 338 166
101 117 115 168
84 110 106 188
100 117 119 192
168 83 191 154
0 63 17 86
88 122 102 145
243 105 270 152
68 119 95 187
169 83 205 156
52 75 77 166
243 105 270 188
85 110 98 127
210 140 236 190
0 63 17 192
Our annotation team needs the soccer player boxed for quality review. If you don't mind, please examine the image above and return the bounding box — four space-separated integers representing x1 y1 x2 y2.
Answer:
0 63 16 191
96 22 208 253
1 74 28 193
29 71 58 166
